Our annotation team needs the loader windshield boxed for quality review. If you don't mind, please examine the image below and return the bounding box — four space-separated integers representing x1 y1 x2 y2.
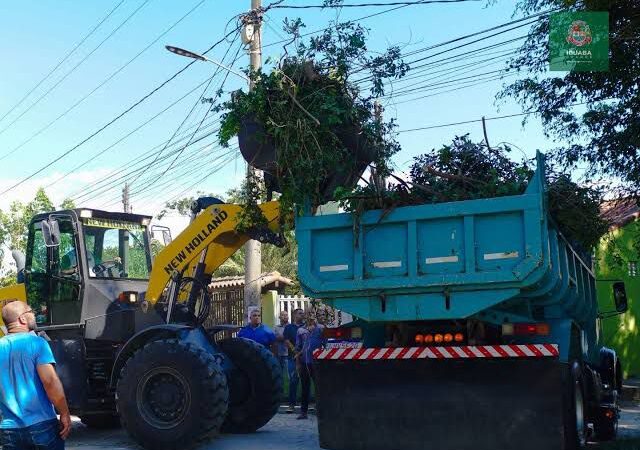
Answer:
82 218 151 280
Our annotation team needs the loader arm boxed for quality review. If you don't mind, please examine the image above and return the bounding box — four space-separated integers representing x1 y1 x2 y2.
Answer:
146 201 281 305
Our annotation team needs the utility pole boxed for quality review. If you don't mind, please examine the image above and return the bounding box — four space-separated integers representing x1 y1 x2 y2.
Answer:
371 101 385 192
243 0 263 322
122 182 131 213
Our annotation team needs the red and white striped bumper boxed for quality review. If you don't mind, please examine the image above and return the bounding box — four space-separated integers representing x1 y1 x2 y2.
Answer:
313 344 559 360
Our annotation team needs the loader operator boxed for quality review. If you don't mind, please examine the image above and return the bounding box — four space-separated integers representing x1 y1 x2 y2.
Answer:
0 300 71 450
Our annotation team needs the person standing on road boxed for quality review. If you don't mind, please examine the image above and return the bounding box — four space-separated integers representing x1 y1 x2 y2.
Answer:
295 310 325 420
274 310 290 396
238 309 277 350
283 308 304 414
0 300 72 450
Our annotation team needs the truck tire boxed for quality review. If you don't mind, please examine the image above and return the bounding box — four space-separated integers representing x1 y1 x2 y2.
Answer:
217 338 282 433
594 412 617 441
80 413 120 429
116 339 228 450
563 361 588 450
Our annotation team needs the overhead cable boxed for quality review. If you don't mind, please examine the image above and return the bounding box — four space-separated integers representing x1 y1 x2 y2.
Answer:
0 0 125 127
0 26 240 196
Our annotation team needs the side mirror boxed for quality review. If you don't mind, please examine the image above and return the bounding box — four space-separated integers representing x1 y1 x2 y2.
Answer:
41 219 61 247
613 282 628 313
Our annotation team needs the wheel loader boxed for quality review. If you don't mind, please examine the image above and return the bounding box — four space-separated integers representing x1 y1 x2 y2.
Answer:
0 198 285 449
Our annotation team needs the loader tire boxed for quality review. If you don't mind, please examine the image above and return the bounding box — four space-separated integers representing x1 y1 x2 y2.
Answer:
594 412 617 441
563 361 588 450
80 413 120 429
116 339 228 450
218 337 282 433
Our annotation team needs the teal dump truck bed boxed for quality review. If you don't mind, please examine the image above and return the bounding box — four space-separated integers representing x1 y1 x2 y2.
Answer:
295 153 623 450
296 153 597 328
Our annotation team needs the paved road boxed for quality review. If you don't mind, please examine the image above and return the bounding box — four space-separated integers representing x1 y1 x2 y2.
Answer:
66 404 640 450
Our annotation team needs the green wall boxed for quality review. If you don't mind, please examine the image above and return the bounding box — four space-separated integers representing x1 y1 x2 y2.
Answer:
595 219 640 378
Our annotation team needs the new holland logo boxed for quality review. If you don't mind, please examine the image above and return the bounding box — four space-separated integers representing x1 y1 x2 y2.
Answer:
163 209 229 275
566 20 592 47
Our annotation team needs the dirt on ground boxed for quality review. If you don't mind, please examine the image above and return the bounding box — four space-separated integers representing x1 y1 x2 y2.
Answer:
65 404 640 450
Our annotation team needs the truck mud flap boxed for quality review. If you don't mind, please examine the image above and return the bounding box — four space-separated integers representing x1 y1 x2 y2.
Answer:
314 357 566 450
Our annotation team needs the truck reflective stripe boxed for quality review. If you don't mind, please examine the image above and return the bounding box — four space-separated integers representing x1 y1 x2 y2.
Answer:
314 345 560 360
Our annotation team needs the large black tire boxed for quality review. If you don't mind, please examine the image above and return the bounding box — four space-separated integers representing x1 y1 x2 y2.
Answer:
116 339 228 450
594 411 617 441
218 338 282 433
80 413 120 429
563 361 588 450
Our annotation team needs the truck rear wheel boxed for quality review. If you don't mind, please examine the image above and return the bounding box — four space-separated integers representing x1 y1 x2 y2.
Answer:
116 339 228 450
564 361 588 450
594 410 617 441
217 338 282 433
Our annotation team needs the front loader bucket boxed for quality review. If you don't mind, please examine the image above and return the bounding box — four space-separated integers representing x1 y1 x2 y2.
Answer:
314 356 567 450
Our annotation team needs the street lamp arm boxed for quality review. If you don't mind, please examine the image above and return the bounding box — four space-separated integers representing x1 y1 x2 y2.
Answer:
166 45 249 82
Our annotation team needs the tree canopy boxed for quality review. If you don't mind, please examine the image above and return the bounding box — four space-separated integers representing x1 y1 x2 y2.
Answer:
500 0 640 198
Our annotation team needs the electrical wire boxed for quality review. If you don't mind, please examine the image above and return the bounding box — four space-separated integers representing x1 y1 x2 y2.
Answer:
66 118 221 201
0 0 208 162
69 124 222 203
268 0 482 8
0 26 241 197
0 0 125 127
0 0 151 139
44 74 223 190
396 100 602 133
157 42 243 179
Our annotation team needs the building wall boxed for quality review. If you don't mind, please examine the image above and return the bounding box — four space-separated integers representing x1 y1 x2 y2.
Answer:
596 220 640 378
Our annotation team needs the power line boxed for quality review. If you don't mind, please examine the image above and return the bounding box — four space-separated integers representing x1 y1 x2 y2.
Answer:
396 101 598 133
0 0 125 127
71 127 222 204
268 0 481 8
0 26 241 197
262 1 425 49
134 41 242 186
159 43 243 178
45 74 223 190
66 118 221 201
387 71 517 105
100 147 237 208
0 0 151 139
0 0 208 162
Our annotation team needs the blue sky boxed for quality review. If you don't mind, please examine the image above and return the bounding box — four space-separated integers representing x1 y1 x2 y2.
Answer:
0 0 562 223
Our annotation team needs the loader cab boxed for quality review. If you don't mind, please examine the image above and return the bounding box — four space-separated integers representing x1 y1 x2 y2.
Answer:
24 209 154 334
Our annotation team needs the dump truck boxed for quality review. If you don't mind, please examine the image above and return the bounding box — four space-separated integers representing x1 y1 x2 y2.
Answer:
295 153 628 450
0 200 285 449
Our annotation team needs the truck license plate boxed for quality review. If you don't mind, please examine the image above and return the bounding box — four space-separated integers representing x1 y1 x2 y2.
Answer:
325 342 363 349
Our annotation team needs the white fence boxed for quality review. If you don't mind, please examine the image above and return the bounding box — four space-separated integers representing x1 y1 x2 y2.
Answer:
276 295 353 328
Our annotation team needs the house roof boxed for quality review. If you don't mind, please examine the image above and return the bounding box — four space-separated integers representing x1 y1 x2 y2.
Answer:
209 271 294 293
601 198 640 228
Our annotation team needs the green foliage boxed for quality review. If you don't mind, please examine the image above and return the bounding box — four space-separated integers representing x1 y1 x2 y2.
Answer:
338 136 608 250
59 198 76 210
0 188 55 254
234 172 269 234
217 19 407 229
499 0 640 197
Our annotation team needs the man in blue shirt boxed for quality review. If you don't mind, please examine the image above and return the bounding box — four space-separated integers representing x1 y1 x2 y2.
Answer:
1 300 72 450
295 311 325 420
238 309 276 349
283 308 304 413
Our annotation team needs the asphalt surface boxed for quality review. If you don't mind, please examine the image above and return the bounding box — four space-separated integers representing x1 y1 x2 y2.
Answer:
64 403 640 450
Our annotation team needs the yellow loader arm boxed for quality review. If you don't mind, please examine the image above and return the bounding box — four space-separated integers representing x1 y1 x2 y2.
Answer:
146 201 281 305
0 284 27 336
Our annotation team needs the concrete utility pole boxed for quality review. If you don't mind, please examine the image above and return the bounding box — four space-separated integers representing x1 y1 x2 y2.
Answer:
122 182 131 213
243 0 263 321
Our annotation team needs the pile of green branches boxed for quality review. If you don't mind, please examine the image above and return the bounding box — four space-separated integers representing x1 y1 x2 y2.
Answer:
337 135 608 250
217 19 407 229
